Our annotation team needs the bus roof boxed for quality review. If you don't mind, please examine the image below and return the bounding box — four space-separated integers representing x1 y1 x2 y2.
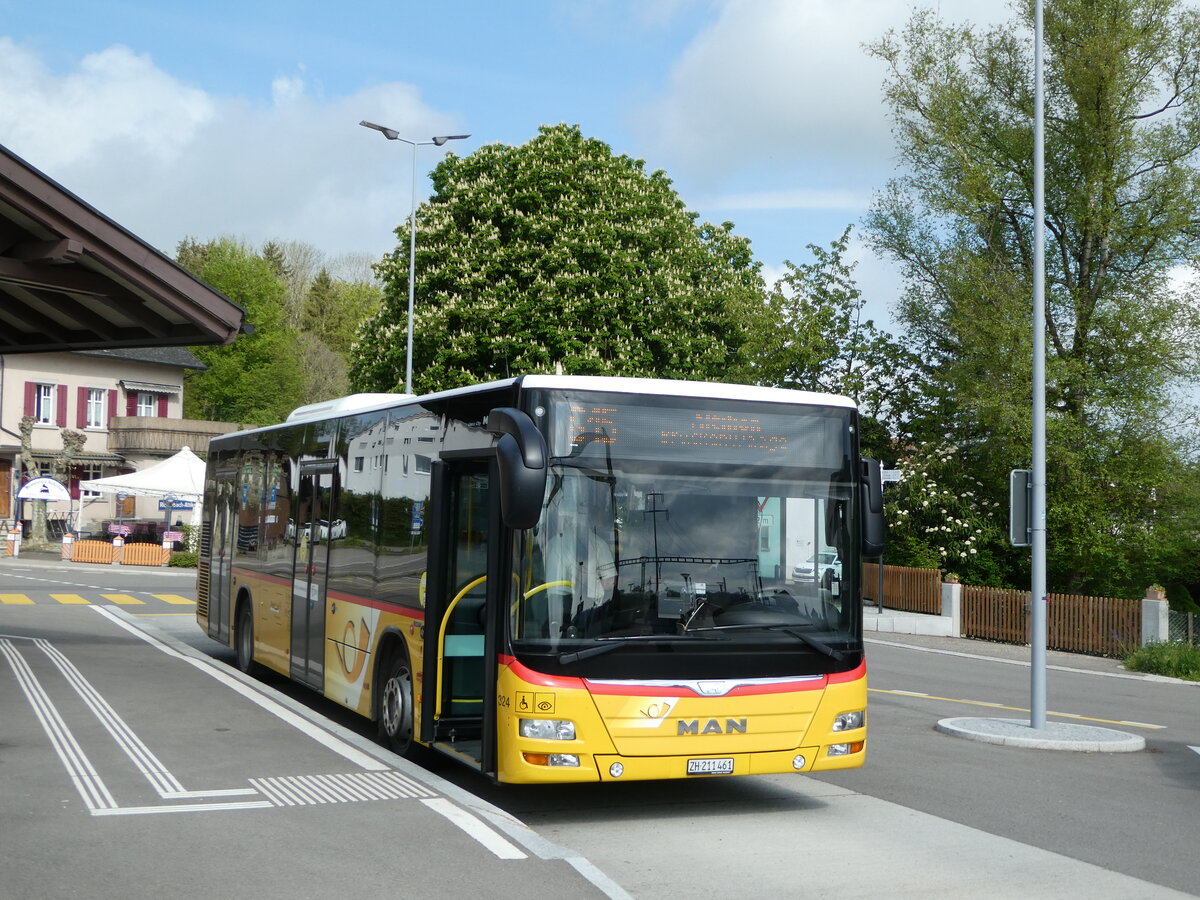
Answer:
242 376 857 439
515 375 856 409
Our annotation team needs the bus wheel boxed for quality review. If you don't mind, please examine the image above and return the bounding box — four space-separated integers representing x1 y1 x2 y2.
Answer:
235 602 257 675
378 651 415 755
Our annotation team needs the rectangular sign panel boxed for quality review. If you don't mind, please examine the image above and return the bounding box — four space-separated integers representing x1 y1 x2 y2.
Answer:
1009 469 1032 547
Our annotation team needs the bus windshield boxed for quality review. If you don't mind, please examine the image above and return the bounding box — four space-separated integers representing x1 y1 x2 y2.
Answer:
510 393 862 676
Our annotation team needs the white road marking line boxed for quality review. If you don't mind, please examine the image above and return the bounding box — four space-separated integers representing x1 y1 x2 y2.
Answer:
162 788 259 798
421 797 528 860
91 801 274 817
34 637 186 798
91 605 389 772
0 639 116 812
866 636 1200 684
247 771 435 807
1190 746 1200 756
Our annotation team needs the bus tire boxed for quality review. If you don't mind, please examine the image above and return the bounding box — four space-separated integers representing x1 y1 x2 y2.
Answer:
378 647 416 756
235 600 258 676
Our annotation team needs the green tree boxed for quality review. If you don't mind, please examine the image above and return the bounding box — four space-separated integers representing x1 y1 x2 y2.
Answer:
304 268 381 358
178 238 307 426
351 123 763 394
866 0 1200 596
739 227 920 450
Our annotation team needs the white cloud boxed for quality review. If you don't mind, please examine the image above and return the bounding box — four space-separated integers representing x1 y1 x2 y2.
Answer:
636 0 1011 189
0 38 462 260
0 39 214 170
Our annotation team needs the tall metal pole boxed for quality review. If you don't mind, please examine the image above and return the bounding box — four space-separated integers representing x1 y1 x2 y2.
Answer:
1030 0 1048 729
358 123 470 396
406 140 418 396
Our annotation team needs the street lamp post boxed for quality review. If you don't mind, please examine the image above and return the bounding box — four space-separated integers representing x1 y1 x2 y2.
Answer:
360 121 469 394
1030 0 1047 730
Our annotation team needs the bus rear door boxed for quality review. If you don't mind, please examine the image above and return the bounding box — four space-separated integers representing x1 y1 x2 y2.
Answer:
290 461 335 690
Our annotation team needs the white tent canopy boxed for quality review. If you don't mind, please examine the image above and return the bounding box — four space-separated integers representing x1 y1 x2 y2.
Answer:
80 446 205 500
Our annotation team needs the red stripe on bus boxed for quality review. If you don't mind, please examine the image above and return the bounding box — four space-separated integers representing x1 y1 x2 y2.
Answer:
501 656 865 697
501 656 587 690
232 567 290 587
226 569 425 620
827 659 866 684
326 589 426 620
580 678 830 698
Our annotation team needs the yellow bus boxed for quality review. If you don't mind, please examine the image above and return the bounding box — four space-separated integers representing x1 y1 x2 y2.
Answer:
196 376 884 783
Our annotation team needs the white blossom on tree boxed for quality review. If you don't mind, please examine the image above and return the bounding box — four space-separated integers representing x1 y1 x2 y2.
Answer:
351 124 763 393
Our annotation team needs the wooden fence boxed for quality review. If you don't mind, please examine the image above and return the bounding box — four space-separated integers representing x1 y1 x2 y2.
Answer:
961 585 1029 644
70 539 169 567
863 563 942 614
959 585 1139 656
864 566 1143 657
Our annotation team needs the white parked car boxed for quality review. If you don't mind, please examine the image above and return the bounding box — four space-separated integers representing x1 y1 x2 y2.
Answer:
792 551 842 582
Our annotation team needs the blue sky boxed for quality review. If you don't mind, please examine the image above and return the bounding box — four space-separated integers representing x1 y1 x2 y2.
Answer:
0 0 1012 325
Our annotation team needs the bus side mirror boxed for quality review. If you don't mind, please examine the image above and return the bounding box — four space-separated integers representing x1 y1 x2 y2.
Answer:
861 457 886 558
487 407 547 530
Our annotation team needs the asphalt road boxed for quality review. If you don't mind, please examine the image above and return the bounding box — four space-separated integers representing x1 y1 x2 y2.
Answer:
4 555 1197 898
0 557 613 900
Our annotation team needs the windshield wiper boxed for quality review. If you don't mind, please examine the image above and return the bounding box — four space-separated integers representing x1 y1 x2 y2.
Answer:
684 623 846 662
556 632 728 665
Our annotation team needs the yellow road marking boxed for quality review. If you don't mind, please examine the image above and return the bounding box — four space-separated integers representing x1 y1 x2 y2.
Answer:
870 688 1166 730
0 593 34 605
51 593 90 605
153 594 195 606
102 594 146 606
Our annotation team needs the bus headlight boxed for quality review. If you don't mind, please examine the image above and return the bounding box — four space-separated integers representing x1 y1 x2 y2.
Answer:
522 752 581 767
827 741 865 757
832 710 864 732
519 719 576 741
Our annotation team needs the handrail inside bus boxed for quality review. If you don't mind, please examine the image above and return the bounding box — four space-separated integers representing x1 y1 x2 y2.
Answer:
435 575 488 719
435 577 575 719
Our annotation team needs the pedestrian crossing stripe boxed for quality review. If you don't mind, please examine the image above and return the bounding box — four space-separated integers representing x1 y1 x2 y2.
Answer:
0 593 194 606
51 593 90 605
101 594 145 605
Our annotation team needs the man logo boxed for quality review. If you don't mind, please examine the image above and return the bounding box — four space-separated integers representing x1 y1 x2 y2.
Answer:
677 718 747 735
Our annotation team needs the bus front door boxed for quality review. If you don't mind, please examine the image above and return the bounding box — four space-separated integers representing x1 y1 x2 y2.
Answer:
423 459 503 775
290 463 334 690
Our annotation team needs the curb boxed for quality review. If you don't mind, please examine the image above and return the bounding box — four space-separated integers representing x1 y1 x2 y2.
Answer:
936 716 1146 752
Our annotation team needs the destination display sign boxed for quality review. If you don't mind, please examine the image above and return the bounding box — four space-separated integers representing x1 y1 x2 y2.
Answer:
547 396 846 469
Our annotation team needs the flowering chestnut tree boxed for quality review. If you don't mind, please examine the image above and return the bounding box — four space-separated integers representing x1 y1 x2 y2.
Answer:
351 124 763 394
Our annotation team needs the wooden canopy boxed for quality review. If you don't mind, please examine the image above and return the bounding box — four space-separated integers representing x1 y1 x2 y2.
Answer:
0 143 247 354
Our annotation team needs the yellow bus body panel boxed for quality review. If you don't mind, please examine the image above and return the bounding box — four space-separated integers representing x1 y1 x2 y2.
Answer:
495 661 867 784
324 598 423 721
230 571 291 676
221 573 866 785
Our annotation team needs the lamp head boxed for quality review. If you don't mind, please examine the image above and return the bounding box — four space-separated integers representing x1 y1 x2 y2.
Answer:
432 134 471 146
360 120 400 141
